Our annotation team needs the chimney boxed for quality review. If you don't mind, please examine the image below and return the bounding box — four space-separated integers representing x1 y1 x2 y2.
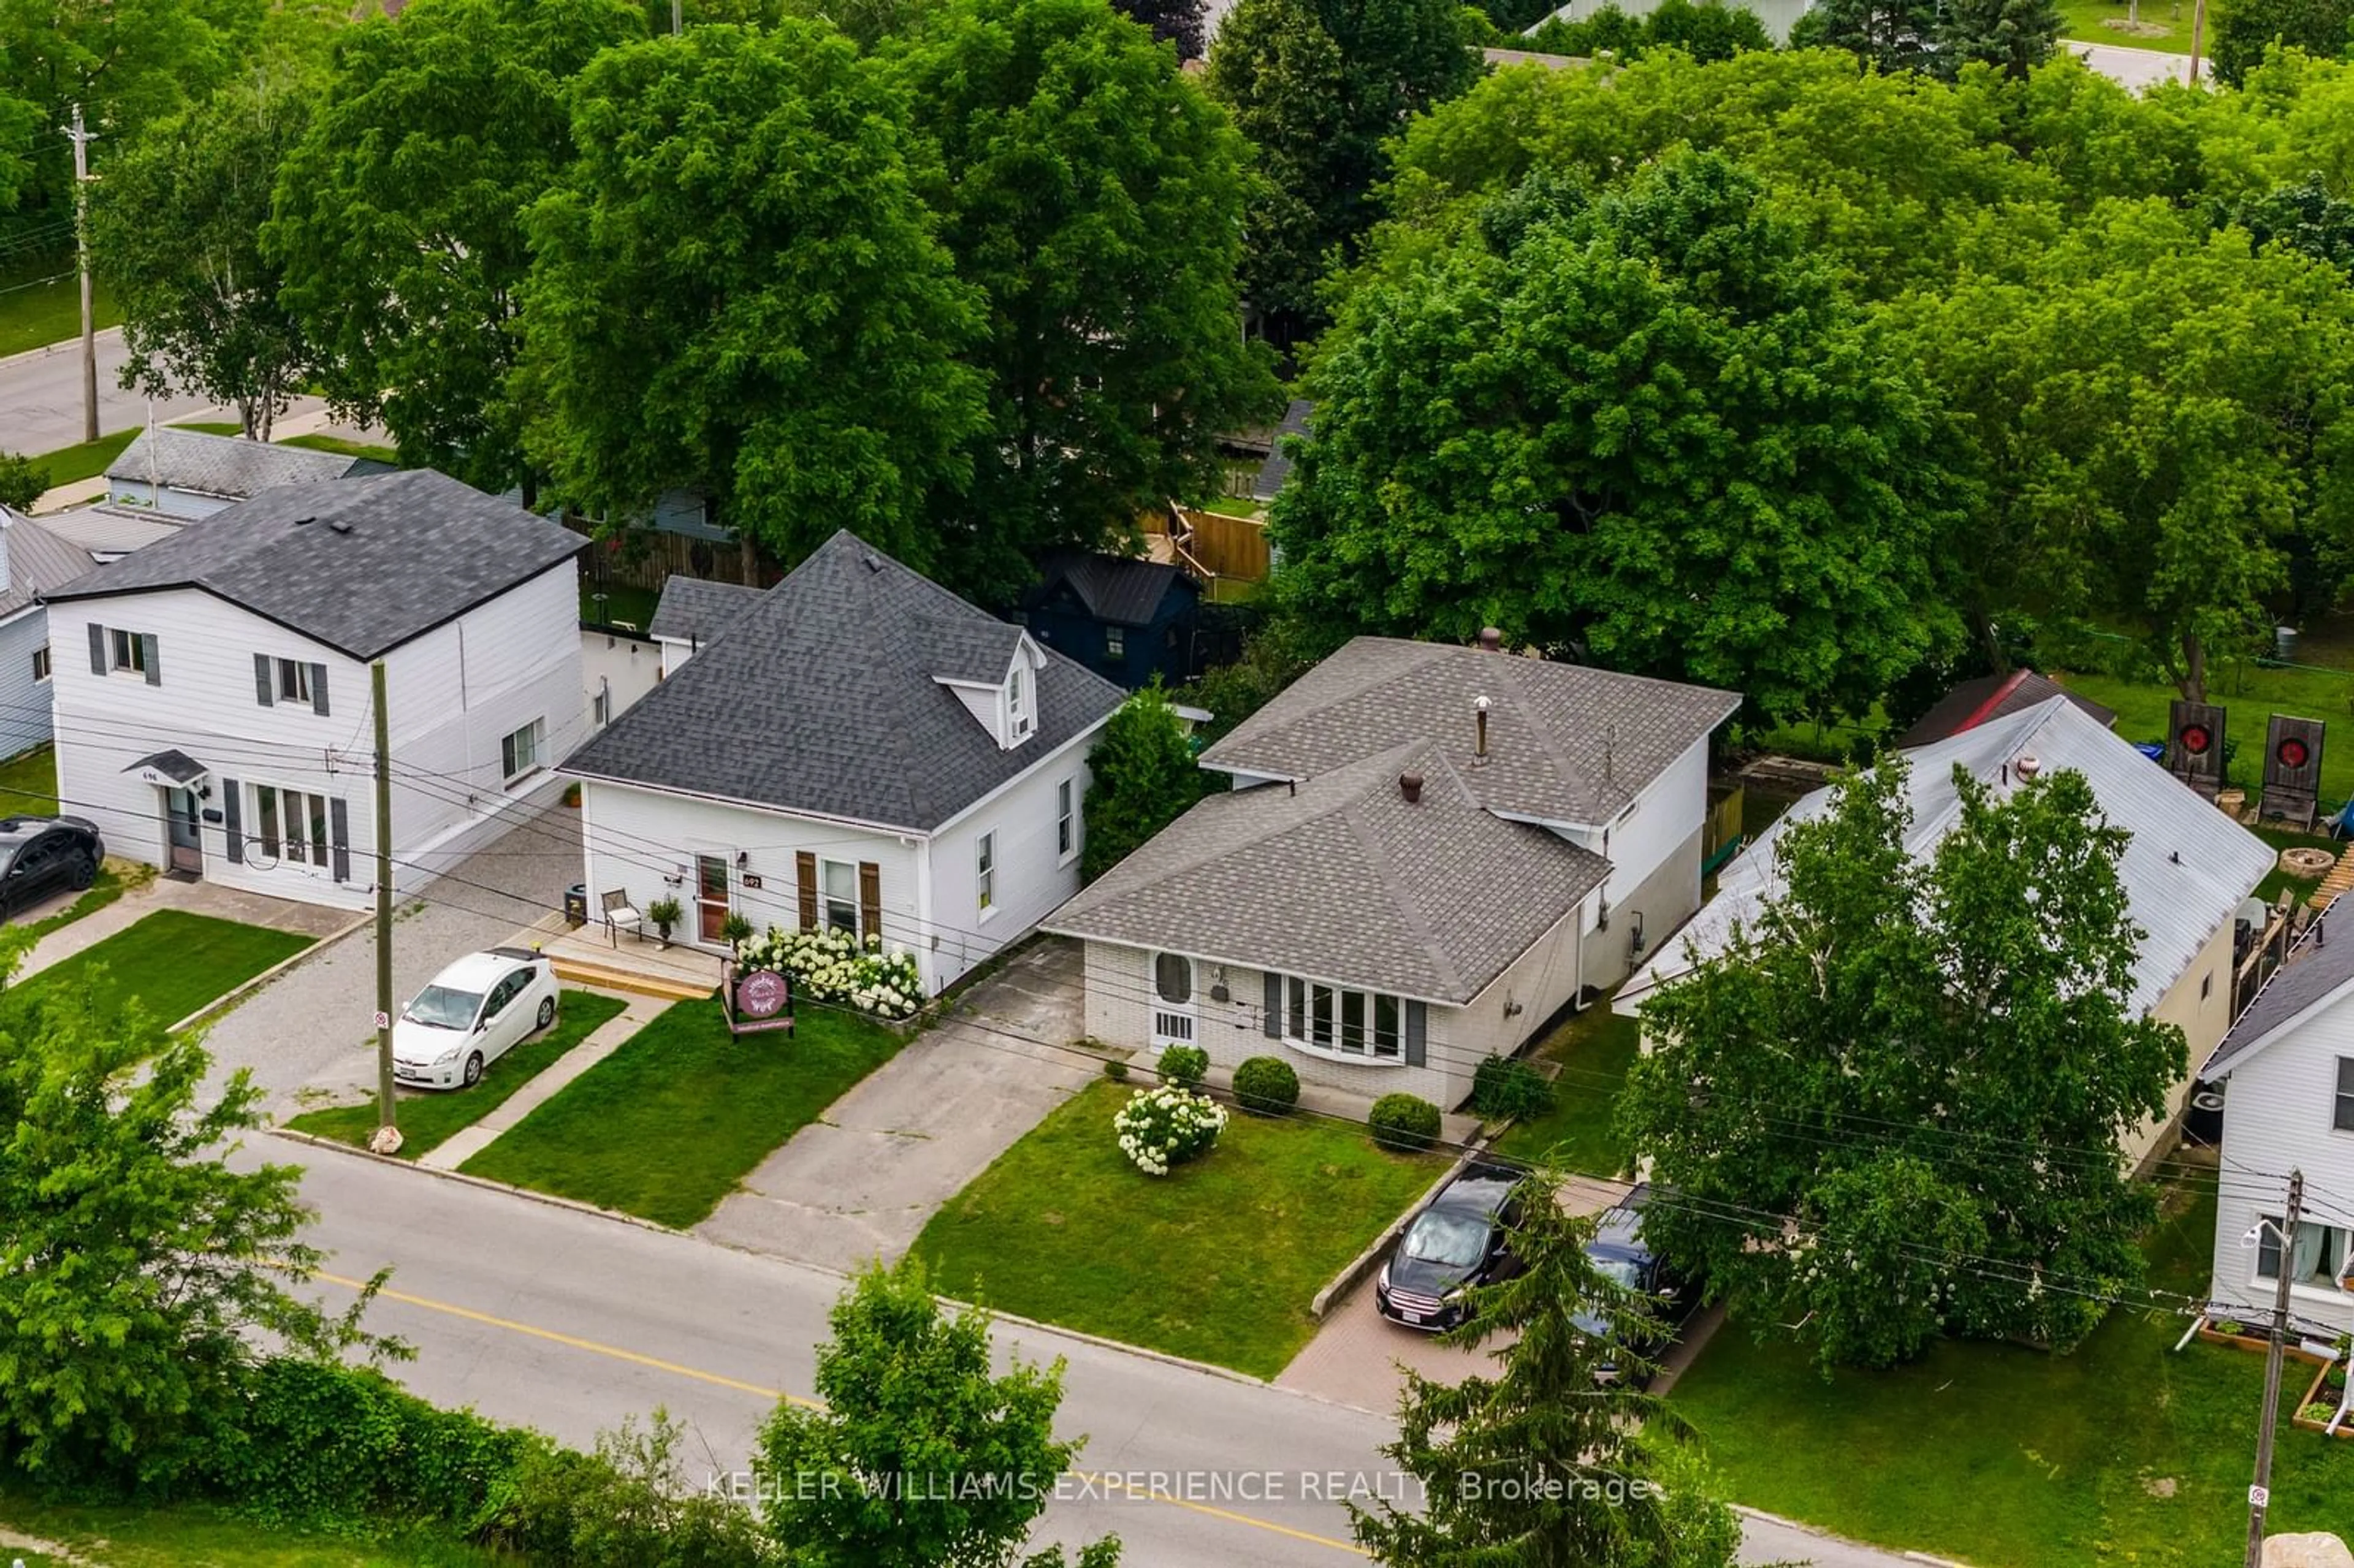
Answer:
1400 772 1423 804
2014 753 2041 780
1474 695 1492 766
1477 626 1503 652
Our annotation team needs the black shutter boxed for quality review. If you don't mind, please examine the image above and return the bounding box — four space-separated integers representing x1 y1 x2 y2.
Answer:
1404 1000 1427 1068
254 653 275 706
310 663 329 716
1262 970 1282 1038
139 633 159 685
87 623 105 675
221 778 242 863
329 797 350 883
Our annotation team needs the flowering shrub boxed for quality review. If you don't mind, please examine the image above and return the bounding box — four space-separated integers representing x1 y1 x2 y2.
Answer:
737 926 924 1019
1112 1085 1225 1176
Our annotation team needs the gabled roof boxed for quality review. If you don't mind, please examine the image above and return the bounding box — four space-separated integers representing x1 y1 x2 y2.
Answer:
561 531 1127 833
0 511 99 618
1897 669 2116 749
1619 697 2274 1016
1202 637 1739 827
37 503 185 557
2204 902 2354 1078
647 576 764 645
1026 551 1195 627
1045 742 1610 1004
105 427 387 501
44 469 584 660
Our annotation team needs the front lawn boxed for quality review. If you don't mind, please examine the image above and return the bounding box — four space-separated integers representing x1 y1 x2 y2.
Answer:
1670 1179 2354 1566
0 1488 500 1567
281 432 400 463
460 996 903 1227
22 427 140 490
14 909 314 1028
2056 0 2196 51
0 743 58 816
0 255 118 358
1487 1003 1639 1175
912 1079 1449 1377
284 989 627 1159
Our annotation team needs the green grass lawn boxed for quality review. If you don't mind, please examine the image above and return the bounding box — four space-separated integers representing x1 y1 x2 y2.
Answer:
912 1079 1449 1377
1187 495 1265 519
15 909 314 1029
281 432 400 463
0 255 119 359
582 579 662 629
2056 0 2196 50
284 989 627 1159
0 743 57 815
0 1489 500 1567
21 426 140 491
1487 1003 1640 1175
177 419 245 436
460 996 903 1227
1671 1179 2354 1566
2251 822 2339 905
2058 661 2354 813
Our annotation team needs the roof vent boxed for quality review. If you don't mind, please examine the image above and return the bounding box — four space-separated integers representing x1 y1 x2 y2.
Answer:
327 519 353 535
863 551 883 573
1477 626 1503 652
2014 752 2041 780
1473 695 1492 765
1400 772 1424 804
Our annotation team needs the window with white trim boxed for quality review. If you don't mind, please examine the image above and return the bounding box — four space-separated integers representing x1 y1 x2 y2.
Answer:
251 783 329 866
1007 663 1031 741
110 628 147 676
976 831 996 914
1284 975 1403 1059
30 645 48 683
821 858 861 937
1105 626 1126 660
275 658 312 705
2256 1215 2352 1289
2336 1057 2354 1133
1056 778 1075 862
501 718 546 783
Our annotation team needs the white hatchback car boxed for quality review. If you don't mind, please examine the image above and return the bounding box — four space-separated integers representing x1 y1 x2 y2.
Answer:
391 946 560 1090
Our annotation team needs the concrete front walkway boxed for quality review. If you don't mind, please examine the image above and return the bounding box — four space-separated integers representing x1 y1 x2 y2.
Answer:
696 937 1099 1273
421 989 663 1170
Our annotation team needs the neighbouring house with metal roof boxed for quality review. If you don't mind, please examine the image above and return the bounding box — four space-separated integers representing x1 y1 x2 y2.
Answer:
1021 550 1202 690
43 468 585 909
1896 668 2117 749
1044 634 1740 1112
0 508 105 759
104 427 392 520
2199 903 2354 1341
1619 696 2272 1169
560 531 1127 995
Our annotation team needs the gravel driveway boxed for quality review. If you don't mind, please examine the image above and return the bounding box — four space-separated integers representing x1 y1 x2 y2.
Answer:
200 804 582 1113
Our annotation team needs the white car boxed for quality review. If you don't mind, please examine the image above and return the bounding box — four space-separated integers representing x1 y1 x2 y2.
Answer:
391 947 560 1090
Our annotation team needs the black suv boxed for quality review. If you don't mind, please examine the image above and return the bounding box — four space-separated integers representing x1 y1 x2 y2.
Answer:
1577 1184 1691 1381
1375 1162 1527 1330
0 816 104 920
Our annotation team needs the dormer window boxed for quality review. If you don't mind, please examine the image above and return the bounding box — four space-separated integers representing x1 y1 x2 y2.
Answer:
1008 662 1033 742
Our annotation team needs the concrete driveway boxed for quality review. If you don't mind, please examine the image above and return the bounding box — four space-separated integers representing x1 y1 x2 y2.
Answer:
697 937 1099 1272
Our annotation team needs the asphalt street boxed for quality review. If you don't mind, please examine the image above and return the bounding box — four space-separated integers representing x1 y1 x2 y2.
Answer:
270 1142 1914 1568
0 326 229 456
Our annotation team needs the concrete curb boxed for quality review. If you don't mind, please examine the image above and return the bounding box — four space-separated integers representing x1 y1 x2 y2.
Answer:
1729 1505 1976 1568
171 908 375 1034
0 324 121 371
1309 1142 1482 1319
265 1125 689 1241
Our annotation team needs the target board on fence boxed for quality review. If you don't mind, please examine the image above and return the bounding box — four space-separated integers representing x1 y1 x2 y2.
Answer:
2168 700 2226 799
2260 714 2327 829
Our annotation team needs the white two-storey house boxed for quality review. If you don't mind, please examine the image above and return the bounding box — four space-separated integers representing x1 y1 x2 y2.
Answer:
45 469 586 910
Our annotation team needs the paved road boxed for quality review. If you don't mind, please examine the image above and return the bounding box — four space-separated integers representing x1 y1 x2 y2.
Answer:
2072 39 2193 88
269 1144 1915 1567
0 327 226 455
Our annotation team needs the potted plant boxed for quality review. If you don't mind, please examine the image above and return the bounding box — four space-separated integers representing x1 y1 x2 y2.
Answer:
647 896 682 948
721 911 753 953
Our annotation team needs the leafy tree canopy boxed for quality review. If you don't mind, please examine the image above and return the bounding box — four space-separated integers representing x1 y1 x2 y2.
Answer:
518 22 986 575
2209 0 2354 86
1526 0 1775 62
1623 757 2184 1369
0 452 43 512
1082 681 1205 881
1274 153 1961 725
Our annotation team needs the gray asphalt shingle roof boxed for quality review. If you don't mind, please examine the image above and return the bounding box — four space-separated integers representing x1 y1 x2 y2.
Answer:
44 469 584 660
106 427 384 500
1029 551 1192 626
0 511 100 618
1045 741 1610 1003
2204 902 2354 1078
1202 637 1740 826
648 577 765 644
562 531 1127 832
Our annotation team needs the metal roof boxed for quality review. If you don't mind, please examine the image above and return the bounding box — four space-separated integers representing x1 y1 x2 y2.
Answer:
0 511 101 618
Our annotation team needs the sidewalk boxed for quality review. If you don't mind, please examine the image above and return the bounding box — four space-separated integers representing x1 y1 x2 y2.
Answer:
420 988 661 1170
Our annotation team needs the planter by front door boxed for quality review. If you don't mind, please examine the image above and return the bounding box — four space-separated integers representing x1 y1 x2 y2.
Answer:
697 854 730 944
164 787 202 876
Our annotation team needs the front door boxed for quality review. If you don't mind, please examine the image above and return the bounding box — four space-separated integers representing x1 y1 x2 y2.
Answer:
1151 953 1197 1048
164 787 202 875
696 854 730 944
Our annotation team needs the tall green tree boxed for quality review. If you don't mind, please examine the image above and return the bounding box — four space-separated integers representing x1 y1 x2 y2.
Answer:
1205 0 1479 333
1276 153 1960 725
267 0 644 495
1082 682 1203 881
1940 0 2063 78
91 64 317 439
1787 0 1943 75
517 23 986 574
1623 758 2183 1370
1110 0 1208 57
758 1260 1118 1568
0 935 394 1484
1350 1169 1742 1568
2211 0 2354 86
890 0 1281 595
0 453 43 511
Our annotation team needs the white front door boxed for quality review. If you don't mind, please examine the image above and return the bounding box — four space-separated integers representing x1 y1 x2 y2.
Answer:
1151 953 1196 1048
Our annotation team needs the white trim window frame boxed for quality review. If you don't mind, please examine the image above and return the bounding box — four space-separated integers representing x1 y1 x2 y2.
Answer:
30 644 48 683
251 782 330 867
1056 777 1076 864
976 830 996 917
110 628 147 676
1282 973 1404 1063
275 657 312 705
820 857 861 937
501 717 547 786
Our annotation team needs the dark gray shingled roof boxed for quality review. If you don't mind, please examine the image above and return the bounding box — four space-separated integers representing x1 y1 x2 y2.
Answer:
45 469 584 660
105 427 387 500
0 511 101 619
1202 637 1740 827
1028 550 1194 626
1045 740 1610 1003
562 531 1127 832
2205 900 2354 1078
647 576 765 645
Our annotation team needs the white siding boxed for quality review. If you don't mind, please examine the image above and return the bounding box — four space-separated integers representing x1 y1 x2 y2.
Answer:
581 628 663 732
106 479 234 520
929 729 1097 991
0 606 53 760
2210 991 2354 1335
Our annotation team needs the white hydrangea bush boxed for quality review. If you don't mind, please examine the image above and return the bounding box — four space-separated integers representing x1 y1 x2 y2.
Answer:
737 926 925 1019
1112 1084 1227 1176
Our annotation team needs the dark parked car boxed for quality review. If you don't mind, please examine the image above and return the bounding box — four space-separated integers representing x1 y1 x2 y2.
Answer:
1376 1162 1527 1330
1577 1184 1690 1382
0 815 103 921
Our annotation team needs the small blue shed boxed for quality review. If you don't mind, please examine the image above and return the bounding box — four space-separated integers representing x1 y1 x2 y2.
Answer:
1022 551 1202 691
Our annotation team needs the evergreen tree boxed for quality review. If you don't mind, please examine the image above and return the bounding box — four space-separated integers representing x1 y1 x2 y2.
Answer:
1081 682 1204 882
1787 0 1943 75
1940 0 2062 78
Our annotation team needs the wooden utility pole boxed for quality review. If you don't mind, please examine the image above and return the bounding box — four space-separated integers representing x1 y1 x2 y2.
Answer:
367 658 401 1155
62 104 97 444
2189 0 2207 85
2244 1169 2304 1567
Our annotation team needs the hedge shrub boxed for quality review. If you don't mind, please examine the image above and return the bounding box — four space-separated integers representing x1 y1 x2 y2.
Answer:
1232 1056 1300 1116
1469 1053 1554 1122
1369 1093 1442 1153
1156 1043 1209 1089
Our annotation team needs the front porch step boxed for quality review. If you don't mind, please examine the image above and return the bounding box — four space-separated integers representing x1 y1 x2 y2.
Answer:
548 955 713 1003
